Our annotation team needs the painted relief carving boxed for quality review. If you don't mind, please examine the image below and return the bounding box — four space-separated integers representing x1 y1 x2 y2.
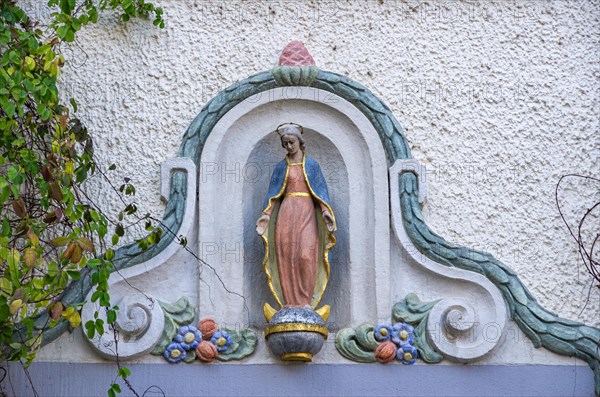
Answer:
36 41 596 393
257 123 335 361
336 294 442 364
154 301 257 364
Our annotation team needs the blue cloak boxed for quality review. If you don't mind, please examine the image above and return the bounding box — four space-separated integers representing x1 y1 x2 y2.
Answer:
260 153 336 309
262 155 334 220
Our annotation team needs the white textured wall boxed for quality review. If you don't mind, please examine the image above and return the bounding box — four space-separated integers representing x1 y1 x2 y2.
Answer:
26 0 598 327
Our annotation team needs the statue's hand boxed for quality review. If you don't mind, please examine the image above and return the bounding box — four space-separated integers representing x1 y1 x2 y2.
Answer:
256 214 270 235
322 210 336 232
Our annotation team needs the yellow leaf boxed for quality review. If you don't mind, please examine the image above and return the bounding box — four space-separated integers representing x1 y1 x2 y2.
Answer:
50 236 69 247
65 161 74 175
77 237 94 253
25 336 42 350
25 56 36 71
27 230 40 247
9 299 22 315
0 278 13 295
50 62 58 77
62 306 74 317
68 311 81 328
6 249 20 267
24 248 37 267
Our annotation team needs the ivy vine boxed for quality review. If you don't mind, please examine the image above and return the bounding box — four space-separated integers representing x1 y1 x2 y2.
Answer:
0 1 164 396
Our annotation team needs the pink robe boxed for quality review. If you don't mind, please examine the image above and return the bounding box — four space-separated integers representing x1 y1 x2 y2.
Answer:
264 164 327 306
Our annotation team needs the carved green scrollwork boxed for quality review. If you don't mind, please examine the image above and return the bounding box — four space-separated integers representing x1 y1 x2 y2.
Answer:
335 294 443 365
216 328 258 362
335 323 378 363
392 294 443 364
151 297 195 358
399 172 600 394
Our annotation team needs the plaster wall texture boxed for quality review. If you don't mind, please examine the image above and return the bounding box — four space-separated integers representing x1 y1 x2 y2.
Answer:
23 0 599 330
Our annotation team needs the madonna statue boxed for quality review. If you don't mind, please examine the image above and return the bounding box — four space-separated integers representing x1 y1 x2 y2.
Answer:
257 123 335 361
256 123 336 313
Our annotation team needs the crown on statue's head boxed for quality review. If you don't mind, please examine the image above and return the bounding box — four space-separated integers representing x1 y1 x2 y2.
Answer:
276 122 304 137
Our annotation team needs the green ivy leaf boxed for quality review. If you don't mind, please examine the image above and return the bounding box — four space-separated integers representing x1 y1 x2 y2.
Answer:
106 309 116 324
0 298 10 322
69 98 77 112
91 290 101 303
59 0 76 14
63 28 75 43
117 367 130 379
84 320 95 339
50 236 69 247
0 0 166 377
55 25 69 40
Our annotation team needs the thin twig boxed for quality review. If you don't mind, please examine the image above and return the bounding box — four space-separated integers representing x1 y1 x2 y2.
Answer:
147 215 251 325
555 174 600 290
17 361 38 397
112 328 140 397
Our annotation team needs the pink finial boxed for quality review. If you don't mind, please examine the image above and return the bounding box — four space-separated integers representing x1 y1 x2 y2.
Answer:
278 41 316 67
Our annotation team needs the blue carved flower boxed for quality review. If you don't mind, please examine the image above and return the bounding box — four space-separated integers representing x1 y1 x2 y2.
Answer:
373 324 393 342
175 325 202 350
163 342 186 363
397 344 418 365
391 323 414 346
211 330 232 352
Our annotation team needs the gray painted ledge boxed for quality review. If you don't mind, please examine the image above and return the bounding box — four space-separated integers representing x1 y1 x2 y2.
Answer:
2 362 594 397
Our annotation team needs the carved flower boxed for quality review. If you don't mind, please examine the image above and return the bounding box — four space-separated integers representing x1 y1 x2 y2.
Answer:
211 330 232 352
375 341 397 363
175 325 201 350
373 324 393 342
198 317 219 341
391 323 414 347
163 342 186 363
397 344 418 365
195 341 218 363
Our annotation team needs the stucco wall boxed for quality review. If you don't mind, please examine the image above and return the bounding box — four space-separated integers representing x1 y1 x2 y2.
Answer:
22 0 599 328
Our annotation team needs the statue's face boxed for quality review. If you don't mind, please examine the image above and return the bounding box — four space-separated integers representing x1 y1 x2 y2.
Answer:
281 134 300 155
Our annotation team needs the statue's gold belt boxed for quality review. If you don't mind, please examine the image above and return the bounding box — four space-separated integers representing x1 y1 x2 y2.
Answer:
284 192 311 198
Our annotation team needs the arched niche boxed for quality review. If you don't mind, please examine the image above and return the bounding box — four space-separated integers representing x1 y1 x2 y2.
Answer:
243 128 350 328
198 87 390 329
